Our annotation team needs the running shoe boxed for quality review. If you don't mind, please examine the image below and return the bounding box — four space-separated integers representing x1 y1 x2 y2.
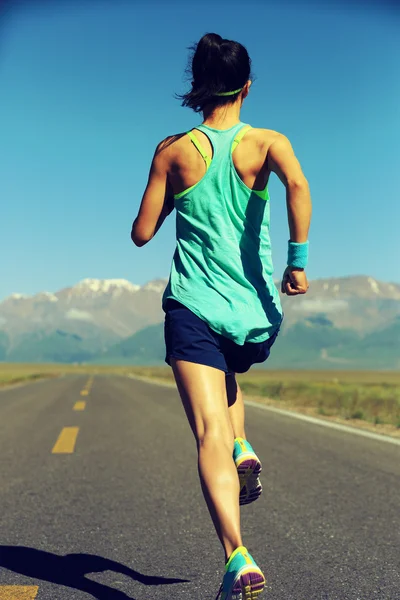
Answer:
216 546 265 600
233 438 263 506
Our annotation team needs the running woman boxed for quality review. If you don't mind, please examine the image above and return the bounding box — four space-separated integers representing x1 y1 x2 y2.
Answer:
131 33 312 600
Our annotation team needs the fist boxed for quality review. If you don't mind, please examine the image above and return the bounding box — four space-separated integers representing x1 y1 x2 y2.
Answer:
281 267 309 296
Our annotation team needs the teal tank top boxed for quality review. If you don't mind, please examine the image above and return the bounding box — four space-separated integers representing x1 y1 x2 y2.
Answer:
162 122 283 345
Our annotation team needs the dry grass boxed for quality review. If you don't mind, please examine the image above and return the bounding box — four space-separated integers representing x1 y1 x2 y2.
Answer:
0 364 176 387
237 375 400 428
0 363 125 386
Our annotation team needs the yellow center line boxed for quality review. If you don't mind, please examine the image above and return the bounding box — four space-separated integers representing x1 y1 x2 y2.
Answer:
80 376 93 395
52 427 79 454
73 401 86 411
0 587 39 599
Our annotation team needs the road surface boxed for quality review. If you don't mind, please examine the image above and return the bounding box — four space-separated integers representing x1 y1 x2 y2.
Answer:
0 375 399 599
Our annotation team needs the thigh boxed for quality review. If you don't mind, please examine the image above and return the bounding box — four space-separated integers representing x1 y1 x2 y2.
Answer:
171 359 234 446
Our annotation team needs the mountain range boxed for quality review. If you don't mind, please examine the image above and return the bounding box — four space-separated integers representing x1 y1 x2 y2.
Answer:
1 276 399 369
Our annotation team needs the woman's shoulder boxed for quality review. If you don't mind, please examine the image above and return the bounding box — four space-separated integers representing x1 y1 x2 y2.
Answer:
242 127 284 153
155 132 188 153
247 127 284 141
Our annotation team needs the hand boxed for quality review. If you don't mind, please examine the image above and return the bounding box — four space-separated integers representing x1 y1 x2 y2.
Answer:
281 267 309 296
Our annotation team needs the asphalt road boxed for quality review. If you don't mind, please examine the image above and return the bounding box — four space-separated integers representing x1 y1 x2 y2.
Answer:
0 375 399 600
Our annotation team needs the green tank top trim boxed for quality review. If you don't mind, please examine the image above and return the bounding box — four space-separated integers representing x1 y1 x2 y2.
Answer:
187 130 212 169
174 129 212 200
174 124 269 201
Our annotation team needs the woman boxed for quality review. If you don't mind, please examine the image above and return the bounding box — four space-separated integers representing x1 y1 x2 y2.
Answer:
131 33 311 599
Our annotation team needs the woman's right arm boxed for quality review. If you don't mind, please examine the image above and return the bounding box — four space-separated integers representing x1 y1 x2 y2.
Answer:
267 134 312 296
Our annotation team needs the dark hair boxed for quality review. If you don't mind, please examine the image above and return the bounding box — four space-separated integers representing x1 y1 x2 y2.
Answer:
177 33 253 113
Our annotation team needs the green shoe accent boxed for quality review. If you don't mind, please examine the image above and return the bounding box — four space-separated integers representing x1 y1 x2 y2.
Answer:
225 546 248 571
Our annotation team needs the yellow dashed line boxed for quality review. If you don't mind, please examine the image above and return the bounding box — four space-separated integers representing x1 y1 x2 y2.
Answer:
80 376 93 395
74 401 86 411
52 427 79 454
0 587 39 599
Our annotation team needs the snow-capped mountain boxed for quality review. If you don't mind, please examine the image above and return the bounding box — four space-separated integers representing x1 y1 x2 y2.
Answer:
0 278 168 346
67 278 141 297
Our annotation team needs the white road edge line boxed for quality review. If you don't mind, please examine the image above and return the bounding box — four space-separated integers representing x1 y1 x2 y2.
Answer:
128 374 400 447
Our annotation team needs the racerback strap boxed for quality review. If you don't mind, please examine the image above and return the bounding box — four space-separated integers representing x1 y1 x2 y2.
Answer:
186 124 252 174
187 130 212 170
231 125 252 153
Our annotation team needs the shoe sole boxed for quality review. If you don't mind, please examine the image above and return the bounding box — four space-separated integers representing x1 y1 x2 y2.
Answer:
236 455 263 506
231 567 266 599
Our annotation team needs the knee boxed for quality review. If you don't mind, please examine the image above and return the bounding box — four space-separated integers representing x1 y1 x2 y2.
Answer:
196 420 234 453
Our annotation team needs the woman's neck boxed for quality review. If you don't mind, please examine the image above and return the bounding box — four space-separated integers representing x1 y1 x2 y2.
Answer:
202 102 242 130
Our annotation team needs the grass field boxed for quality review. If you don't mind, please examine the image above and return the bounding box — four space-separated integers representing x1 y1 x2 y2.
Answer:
237 372 400 428
1 364 399 433
0 363 136 385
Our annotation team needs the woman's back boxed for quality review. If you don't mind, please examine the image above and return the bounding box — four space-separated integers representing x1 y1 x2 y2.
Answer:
165 125 279 199
162 122 283 345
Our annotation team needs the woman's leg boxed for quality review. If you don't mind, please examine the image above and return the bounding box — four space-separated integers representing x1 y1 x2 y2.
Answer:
226 374 246 440
171 359 243 561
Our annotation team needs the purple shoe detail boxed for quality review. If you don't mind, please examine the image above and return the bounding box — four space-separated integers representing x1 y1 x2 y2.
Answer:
237 458 263 506
232 569 266 598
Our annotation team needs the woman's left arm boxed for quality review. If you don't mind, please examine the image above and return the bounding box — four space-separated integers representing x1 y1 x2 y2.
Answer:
131 140 174 247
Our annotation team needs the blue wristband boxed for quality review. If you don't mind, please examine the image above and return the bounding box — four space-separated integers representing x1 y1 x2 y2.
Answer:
287 240 309 269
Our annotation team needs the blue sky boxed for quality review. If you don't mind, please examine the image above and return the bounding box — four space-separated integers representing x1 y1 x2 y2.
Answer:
1 0 399 299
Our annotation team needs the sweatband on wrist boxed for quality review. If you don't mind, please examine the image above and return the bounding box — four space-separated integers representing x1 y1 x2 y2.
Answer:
287 240 309 268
